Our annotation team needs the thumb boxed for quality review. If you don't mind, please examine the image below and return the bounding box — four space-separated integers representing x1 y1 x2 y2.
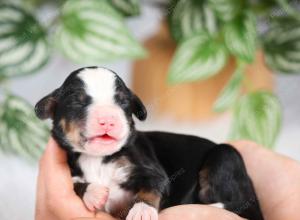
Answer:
41 137 73 195
42 137 67 166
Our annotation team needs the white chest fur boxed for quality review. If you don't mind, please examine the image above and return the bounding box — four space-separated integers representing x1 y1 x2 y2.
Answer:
78 154 133 212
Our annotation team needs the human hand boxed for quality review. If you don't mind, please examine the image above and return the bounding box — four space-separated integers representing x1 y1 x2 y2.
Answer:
35 138 116 220
159 141 300 220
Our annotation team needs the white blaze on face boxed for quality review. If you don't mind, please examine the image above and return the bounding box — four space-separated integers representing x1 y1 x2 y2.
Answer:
79 68 116 105
78 68 130 156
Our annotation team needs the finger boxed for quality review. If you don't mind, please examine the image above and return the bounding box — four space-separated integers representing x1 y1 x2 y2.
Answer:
40 138 74 196
74 217 116 220
55 194 95 220
159 205 245 220
42 137 67 166
39 137 68 180
95 211 118 219
37 138 95 219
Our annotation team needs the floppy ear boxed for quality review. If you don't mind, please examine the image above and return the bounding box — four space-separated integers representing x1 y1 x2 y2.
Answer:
131 92 147 121
35 88 60 120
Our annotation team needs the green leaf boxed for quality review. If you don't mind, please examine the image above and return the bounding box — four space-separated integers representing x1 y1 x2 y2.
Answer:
264 18 300 74
170 0 217 42
168 33 228 84
0 94 49 161
230 91 282 148
207 0 243 21
55 0 146 64
110 0 140 16
224 11 257 63
213 65 244 112
0 4 50 79
275 0 300 21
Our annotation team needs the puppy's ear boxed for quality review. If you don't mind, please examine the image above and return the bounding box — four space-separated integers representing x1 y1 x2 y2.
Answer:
35 88 60 120
131 92 147 121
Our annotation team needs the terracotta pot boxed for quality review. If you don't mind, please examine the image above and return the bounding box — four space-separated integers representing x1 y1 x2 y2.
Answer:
132 22 273 121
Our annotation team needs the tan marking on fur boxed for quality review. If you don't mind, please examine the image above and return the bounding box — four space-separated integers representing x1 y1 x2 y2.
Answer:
199 168 210 201
66 121 80 144
60 118 67 132
136 191 161 209
116 156 131 167
78 93 86 102
110 191 160 219
60 118 81 146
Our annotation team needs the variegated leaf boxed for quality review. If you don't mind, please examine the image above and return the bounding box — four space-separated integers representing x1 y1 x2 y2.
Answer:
168 33 228 83
0 95 49 161
230 91 282 148
207 0 242 21
170 0 217 42
110 0 140 16
213 66 244 112
224 11 257 63
264 18 300 73
55 0 146 64
0 4 50 79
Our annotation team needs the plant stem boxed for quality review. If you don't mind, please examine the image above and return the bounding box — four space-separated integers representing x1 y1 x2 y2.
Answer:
243 70 256 94
236 60 255 94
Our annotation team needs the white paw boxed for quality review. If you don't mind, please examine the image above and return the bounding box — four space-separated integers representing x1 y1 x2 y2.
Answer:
209 202 225 209
83 183 109 212
126 202 158 220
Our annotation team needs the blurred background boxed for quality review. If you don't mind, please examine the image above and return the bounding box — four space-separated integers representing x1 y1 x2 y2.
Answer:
0 0 300 219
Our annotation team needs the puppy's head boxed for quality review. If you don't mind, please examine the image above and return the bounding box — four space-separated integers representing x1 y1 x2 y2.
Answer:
35 67 147 156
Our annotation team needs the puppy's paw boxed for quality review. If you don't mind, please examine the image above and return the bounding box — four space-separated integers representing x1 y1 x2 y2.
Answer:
83 183 109 212
126 202 158 220
209 202 225 209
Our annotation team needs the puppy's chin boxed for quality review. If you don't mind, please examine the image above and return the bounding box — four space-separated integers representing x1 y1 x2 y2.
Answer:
77 137 127 157
83 142 121 156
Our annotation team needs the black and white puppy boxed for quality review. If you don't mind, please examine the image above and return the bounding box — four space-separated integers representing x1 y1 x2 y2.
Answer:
35 67 264 220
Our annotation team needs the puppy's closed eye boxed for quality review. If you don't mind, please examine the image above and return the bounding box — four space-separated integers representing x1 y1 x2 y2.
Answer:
67 102 85 108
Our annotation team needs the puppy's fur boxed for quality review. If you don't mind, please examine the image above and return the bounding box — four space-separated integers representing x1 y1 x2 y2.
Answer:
35 67 264 220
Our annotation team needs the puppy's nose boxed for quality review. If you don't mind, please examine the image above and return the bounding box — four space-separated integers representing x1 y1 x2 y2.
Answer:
98 116 117 131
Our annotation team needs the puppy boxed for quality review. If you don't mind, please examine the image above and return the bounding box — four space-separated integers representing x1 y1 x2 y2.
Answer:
35 67 264 220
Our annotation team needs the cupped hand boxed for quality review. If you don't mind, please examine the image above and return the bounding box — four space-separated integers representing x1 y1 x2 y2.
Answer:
35 138 116 220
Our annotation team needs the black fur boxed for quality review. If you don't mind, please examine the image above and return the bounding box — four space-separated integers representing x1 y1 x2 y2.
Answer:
74 182 89 198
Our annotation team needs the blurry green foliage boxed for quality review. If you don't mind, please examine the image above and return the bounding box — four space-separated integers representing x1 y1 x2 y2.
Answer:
0 0 299 160
230 91 282 148
168 0 300 147
55 0 146 63
0 94 49 161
